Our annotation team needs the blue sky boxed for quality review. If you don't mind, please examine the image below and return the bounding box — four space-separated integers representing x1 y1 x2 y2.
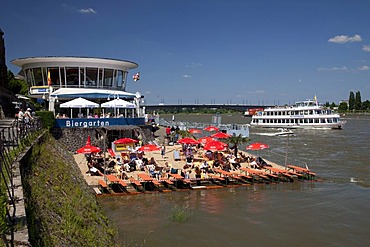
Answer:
1 0 370 105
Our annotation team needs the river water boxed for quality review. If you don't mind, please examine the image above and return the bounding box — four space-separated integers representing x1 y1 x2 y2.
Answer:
100 114 370 246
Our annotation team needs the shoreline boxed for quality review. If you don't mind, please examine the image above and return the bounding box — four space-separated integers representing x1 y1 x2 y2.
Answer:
74 126 314 192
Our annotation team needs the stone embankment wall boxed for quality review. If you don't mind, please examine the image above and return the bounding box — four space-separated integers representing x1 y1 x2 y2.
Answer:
51 125 154 153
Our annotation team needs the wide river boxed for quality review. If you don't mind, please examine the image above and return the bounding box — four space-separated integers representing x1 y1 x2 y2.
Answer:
100 114 370 246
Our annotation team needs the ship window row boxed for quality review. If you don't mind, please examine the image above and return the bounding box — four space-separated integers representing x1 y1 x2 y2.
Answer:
25 67 128 89
262 110 332 116
255 118 339 124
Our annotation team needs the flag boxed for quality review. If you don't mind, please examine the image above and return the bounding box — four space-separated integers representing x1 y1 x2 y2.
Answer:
47 70 52 86
133 72 140 81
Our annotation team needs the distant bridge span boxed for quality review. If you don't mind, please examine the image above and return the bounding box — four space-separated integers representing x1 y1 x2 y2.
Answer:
144 104 272 112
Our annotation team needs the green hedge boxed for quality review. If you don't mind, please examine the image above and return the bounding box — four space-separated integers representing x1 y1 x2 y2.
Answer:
35 111 55 129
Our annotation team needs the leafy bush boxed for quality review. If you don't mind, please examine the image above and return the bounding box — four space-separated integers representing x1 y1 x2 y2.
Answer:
35 111 55 129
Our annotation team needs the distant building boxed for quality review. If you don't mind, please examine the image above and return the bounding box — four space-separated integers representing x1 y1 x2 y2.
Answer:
0 28 7 88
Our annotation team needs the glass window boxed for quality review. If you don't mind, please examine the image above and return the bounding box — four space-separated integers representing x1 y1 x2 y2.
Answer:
48 67 60 87
66 67 79 87
33 68 43 86
85 68 98 87
116 70 123 88
97 68 103 87
103 69 113 87
80 67 86 87
26 69 34 86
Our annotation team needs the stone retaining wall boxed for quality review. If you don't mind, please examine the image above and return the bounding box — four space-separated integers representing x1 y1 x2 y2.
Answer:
50 125 154 153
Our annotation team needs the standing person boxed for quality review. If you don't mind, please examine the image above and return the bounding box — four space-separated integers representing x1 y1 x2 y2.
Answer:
24 108 33 125
161 145 166 159
18 109 24 122
194 166 202 186
165 126 171 137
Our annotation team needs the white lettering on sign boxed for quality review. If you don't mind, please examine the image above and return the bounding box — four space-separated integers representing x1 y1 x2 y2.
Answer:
65 120 110 128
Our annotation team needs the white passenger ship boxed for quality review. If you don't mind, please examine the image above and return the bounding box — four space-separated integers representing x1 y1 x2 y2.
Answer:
250 98 345 129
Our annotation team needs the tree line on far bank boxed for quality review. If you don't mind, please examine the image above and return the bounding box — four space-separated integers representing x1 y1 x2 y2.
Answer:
333 91 370 113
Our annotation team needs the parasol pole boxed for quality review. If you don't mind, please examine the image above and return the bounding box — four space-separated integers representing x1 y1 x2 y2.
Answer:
285 132 289 167
103 128 108 184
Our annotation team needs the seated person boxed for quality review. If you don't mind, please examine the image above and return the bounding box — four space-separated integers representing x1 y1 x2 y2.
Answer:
200 160 209 172
118 166 129 180
256 156 271 167
129 152 137 161
185 154 193 164
142 157 149 166
108 158 116 168
231 158 242 170
116 157 123 166
204 150 213 160
135 159 145 171
162 162 171 173
89 166 103 176
250 157 258 169
87 161 104 176
148 157 157 166
212 160 222 169
223 162 232 172
148 165 161 178
123 161 131 172
146 163 156 173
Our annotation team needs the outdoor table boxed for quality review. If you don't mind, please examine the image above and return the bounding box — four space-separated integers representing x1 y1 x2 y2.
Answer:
213 168 233 185
240 167 265 175
287 165 309 173
168 173 184 188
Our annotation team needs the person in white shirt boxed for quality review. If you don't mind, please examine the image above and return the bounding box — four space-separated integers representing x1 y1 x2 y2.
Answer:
24 108 33 124
18 109 24 122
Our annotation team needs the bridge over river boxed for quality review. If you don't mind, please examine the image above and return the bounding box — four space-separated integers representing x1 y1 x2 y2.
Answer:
144 104 271 112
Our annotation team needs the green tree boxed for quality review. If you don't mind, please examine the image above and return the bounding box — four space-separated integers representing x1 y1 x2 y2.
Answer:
225 134 250 158
348 91 355 110
330 102 336 109
7 70 28 95
362 100 370 110
338 102 348 112
355 91 362 110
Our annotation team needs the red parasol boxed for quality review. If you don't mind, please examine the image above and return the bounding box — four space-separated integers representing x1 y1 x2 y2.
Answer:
203 126 220 132
211 132 231 139
198 136 216 144
77 135 101 154
188 128 202 134
203 140 227 151
177 137 199 145
113 138 139 144
138 144 161 152
246 142 269 150
77 145 101 154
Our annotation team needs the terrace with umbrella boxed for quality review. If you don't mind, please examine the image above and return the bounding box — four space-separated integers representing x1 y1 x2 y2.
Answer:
246 142 270 168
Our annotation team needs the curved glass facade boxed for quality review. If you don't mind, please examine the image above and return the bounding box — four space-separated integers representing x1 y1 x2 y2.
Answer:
24 66 128 90
11 56 139 94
